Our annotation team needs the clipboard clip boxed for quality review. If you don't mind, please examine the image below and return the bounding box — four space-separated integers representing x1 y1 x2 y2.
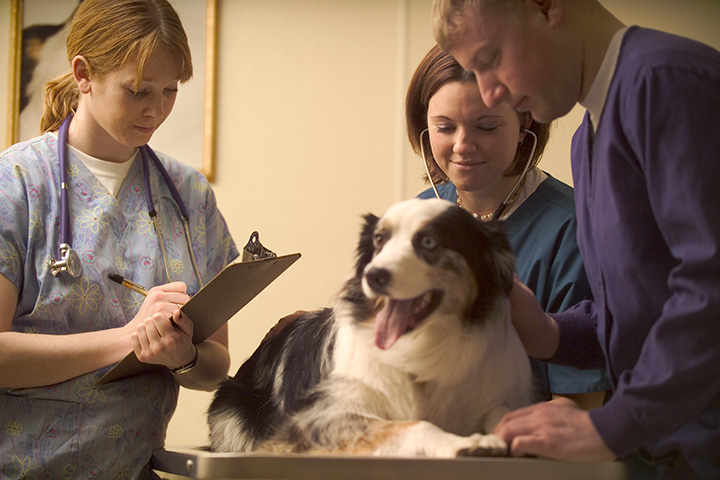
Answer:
242 231 277 262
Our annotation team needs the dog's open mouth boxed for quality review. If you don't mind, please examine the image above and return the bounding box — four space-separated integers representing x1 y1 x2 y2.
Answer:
374 290 443 350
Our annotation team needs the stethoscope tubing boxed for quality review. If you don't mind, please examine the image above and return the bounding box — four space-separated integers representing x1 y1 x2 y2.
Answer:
55 114 203 287
58 114 73 251
140 146 204 288
141 145 189 218
490 128 537 221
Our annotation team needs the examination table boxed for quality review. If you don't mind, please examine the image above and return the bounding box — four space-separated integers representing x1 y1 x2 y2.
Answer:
151 447 627 480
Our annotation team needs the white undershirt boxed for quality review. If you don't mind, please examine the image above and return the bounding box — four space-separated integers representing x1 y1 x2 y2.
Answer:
68 145 137 197
581 26 629 132
49 132 137 197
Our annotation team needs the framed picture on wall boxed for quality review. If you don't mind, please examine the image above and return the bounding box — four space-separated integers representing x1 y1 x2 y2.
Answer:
5 0 218 180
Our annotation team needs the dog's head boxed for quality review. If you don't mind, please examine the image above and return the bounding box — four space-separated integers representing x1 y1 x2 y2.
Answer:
343 198 514 351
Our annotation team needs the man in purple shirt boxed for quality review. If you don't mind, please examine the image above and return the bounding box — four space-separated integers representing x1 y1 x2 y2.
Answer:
430 1 720 478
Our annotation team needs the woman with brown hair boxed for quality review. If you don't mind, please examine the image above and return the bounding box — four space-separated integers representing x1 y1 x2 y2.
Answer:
0 0 237 477
409 45 609 410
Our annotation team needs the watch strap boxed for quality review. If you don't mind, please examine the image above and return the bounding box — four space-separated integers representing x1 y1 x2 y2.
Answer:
170 345 198 374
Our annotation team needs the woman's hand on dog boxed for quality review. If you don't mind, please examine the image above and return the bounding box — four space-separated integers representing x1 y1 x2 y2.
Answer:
508 276 560 360
261 310 309 343
492 402 615 462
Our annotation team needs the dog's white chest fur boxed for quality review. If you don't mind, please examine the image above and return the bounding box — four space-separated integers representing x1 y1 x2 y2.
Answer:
333 294 530 437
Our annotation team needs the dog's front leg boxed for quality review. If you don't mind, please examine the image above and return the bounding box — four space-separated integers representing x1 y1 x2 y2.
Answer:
366 420 507 458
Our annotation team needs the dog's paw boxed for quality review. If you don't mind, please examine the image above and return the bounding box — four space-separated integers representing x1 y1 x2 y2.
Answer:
456 433 508 457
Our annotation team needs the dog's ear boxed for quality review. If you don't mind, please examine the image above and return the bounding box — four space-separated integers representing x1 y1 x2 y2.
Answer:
486 222 515 296
494 247 515 296
355 213 379 278
475 220 515 297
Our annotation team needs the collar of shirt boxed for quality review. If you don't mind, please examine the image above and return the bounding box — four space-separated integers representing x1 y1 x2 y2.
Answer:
580 26 629 132
50 131 138 197
500 167 547 220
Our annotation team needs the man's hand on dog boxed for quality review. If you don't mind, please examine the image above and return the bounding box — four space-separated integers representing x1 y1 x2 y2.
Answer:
493 402 615 462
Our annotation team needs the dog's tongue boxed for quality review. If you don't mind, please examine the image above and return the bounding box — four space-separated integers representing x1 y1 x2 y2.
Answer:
374 298 416 350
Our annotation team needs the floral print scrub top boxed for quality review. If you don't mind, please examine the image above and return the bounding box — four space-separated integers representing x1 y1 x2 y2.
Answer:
0 133 238 479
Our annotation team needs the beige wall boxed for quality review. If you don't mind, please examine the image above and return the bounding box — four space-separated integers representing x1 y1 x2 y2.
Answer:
1 0 719 449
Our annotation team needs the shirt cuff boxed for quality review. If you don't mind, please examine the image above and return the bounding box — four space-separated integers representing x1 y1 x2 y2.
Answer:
589 391 656 458
548 300 606 369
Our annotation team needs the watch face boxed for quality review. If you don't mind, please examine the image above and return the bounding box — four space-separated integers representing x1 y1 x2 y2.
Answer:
66 248 82 277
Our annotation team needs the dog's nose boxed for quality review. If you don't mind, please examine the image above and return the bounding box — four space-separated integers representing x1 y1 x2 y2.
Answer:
365 267 391 293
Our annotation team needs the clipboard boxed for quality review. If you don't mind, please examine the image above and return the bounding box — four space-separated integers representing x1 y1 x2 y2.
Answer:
98 251 301 384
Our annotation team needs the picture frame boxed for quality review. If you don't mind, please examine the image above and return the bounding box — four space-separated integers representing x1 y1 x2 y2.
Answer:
5 0 217 181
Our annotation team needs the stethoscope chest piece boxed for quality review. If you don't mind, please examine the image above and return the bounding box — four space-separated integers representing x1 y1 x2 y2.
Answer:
49 243 82 278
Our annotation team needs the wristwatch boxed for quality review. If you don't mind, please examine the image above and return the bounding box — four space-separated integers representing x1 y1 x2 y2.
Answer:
170 345 198 374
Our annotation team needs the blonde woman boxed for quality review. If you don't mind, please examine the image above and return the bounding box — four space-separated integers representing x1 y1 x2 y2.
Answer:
0 0 237 477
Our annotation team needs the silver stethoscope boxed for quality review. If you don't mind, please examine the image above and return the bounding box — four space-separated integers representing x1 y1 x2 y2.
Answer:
419 126 538 222
48 113 203 287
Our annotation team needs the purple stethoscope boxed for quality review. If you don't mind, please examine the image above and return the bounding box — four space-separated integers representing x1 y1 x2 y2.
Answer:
48 113 203 287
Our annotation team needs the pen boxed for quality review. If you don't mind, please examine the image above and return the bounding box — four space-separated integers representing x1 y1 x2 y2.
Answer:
109 273 180 328
108 273 148 296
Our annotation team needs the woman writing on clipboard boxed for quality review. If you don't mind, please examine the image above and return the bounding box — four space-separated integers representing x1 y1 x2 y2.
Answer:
0 0 237 477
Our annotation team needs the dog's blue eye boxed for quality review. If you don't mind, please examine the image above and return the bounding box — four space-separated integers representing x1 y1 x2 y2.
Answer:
421 235 438 250
374 233 386 246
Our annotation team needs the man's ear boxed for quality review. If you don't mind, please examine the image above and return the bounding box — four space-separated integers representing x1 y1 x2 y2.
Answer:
72 55 92 94
529 0 562 26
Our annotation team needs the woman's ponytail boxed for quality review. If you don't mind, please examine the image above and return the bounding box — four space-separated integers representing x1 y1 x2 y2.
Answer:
40 72 78 133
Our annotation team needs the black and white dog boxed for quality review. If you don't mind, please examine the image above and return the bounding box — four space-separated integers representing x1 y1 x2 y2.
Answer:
208 198 531 457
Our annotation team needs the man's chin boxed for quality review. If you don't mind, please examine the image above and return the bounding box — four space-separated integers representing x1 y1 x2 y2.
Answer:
529 107 567 124
533 99 581 124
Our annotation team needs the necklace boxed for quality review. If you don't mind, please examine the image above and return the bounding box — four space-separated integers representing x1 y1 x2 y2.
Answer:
456 176 528 222
456 194 493 221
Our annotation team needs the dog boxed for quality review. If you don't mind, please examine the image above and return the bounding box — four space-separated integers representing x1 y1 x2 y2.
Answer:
208 198 532 457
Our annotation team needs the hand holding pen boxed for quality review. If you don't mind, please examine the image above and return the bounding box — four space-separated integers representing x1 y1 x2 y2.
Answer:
110 274 178 327
110 274 196 371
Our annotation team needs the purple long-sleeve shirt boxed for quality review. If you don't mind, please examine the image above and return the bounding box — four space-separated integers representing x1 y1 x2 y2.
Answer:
550 27 720 479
